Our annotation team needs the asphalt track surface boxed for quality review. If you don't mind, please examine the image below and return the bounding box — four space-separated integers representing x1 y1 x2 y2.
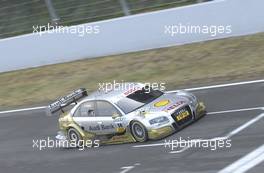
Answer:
0 81 264 173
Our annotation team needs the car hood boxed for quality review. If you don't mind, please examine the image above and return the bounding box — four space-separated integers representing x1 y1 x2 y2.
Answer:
137 93 189 113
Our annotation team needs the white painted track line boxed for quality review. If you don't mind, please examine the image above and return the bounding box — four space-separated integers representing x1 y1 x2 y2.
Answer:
133 138 203 148
133 113 264 149
169 147 189 154
0 79 264 114
226 113 264 138
0 106 46 114
218 144 264 173
207 107 264 115
167 79 264 92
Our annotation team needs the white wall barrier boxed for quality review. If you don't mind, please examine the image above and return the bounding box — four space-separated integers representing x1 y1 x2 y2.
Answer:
0 0 264 72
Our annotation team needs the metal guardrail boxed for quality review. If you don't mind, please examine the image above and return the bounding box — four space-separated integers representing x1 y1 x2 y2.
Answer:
0 0 205 39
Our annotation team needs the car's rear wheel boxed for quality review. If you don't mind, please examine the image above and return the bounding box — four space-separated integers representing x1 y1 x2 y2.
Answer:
130 121 148 142
67 128 83 147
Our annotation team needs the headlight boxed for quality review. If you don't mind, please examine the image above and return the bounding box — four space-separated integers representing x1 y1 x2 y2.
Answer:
149 116 169 125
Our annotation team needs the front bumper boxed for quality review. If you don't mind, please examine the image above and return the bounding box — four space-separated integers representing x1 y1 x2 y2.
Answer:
148 125 175 140
148 102 206 140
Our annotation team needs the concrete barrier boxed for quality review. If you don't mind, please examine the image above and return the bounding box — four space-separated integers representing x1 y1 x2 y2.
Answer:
0 0 263 72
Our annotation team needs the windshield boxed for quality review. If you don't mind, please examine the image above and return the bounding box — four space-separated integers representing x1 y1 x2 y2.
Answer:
116 87 163 114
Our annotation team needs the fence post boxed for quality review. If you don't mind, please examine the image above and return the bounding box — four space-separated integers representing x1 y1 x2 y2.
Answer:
119 0 131 16
45 0 60 25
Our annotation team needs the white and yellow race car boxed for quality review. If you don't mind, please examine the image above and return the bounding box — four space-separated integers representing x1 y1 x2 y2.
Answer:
47 83 206 146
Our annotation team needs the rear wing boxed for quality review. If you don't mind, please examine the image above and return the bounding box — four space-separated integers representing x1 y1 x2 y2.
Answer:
46 88 87 116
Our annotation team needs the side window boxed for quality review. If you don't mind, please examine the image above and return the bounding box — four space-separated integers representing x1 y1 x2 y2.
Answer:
74 101 95 117
96 101 120 117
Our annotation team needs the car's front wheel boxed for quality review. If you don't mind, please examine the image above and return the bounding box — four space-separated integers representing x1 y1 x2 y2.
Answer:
130 121 148 142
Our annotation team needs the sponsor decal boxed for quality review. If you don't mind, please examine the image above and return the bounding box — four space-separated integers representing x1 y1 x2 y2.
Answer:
154 100 170 107
89 125 101 131
50 89 85 108
89 124 115 131
124 87 141 96
101 124 114 130
164 101 186 111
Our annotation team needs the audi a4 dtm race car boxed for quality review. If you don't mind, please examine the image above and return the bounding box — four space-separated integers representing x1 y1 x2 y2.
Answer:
47 83 206 145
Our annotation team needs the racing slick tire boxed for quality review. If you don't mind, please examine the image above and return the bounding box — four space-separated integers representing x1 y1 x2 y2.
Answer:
67 128 83 147
130 121 148 142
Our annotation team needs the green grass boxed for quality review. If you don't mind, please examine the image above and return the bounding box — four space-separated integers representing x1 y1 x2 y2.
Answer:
0 32 264 109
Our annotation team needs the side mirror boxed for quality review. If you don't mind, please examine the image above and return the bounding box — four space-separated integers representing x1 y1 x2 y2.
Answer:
112 113 120 119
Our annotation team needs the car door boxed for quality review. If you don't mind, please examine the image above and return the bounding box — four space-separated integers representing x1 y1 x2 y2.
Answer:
72 101 101 134
94 100 122 135
72 100 121 135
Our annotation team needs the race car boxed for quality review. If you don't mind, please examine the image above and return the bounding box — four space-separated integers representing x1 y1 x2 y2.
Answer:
47 83 206 146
